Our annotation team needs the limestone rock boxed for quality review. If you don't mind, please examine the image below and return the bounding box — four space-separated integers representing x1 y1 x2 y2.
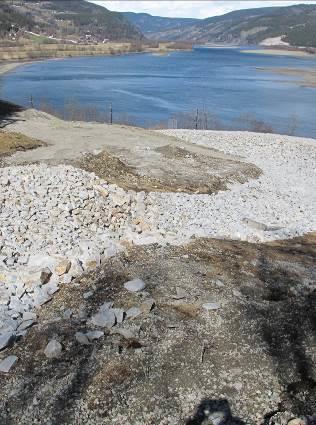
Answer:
0 332 15 351
90 310 115 328
124 278 146 292
202 302 221 311
126 307 142 320
140 299 155 314
0 355 18 373
44 340 62 358
112 308 125 324
55 259 71 276
86 330 104 341
75 332 91 345
17 319 35 331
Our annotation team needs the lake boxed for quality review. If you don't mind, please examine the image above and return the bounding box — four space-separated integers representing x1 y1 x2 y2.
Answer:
1 47 316 138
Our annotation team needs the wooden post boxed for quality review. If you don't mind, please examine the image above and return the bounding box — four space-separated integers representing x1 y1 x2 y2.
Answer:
30 95 34 108
195 108 199 130
110 102 113 124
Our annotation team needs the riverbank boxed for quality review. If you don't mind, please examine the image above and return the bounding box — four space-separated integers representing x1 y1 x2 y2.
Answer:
0 61 32 76
0 41 190 66
0 41 192 78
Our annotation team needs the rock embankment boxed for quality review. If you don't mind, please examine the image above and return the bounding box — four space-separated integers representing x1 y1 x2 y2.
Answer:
1 129 316 359
0 164 150 346
156 130 316 242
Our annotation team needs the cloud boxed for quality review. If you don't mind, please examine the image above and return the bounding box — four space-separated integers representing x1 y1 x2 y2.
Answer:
90 1 316 19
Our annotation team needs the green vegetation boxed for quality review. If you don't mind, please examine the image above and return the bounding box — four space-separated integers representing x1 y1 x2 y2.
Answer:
286 24 316 47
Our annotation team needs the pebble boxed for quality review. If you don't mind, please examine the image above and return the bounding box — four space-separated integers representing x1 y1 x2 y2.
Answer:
63 308 73 319
0 355 18 373
44 339 62 358
83 291 94 300
124 278 146 292
172 288 188 300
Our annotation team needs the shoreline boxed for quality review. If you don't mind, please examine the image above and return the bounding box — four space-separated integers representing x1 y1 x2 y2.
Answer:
0 45 191 77
241 48 316 58
0 60 35 76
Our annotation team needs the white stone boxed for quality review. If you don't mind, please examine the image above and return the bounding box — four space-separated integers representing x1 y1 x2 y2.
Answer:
112 308 125 324
17 319 35 331
124 279 146 292
44 340 62 358
90 310 115 328
75 332 91 345
126 307 142 320
86 330 104 341
202 302 221 311
0 355 18 373
0 332 15 350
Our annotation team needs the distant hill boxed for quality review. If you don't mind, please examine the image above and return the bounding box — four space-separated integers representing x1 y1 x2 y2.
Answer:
123 12 200 37
0 0 143 42
137 4 316 47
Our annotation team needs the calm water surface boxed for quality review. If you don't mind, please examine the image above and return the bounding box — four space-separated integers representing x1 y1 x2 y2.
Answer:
1 48 316 137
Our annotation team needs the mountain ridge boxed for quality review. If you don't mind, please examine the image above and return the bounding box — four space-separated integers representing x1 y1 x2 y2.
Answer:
123 4 316 47
122 12 200 36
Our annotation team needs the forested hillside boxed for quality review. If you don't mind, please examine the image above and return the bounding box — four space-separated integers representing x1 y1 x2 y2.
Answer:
135 4 316 47
0 0 143 42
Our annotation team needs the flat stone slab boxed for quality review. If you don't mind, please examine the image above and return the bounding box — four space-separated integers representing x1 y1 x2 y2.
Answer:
202 302 221 311
90 310 116 328
44 339 62 358
0 355 18 373
124 278 146 292
0 332 14 351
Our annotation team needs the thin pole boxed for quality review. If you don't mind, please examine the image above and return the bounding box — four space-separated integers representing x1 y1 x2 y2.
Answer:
110 102 112 124
30 95 34 108
195 108 199 130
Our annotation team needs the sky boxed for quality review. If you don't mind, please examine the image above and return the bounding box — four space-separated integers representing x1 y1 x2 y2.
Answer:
90 1 316 19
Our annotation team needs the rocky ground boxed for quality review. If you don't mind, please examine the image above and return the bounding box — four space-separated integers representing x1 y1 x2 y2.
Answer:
0 235 315 424
0 113 315 424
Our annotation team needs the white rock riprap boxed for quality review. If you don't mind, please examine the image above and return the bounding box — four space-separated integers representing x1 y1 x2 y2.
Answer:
0 164 140 343
1 131 316 354
148 130 316 243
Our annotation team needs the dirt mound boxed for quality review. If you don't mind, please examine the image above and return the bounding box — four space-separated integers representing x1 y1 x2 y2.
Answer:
78 144 261 194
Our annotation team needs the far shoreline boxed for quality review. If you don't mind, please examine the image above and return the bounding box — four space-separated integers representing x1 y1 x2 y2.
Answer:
241 48 316 58
0 43 192 77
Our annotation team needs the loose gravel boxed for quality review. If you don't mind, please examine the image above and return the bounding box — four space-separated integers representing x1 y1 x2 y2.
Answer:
0 130 315 351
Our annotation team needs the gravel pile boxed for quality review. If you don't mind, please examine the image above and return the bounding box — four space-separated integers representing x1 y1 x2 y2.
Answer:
1 130 316 352
146 130 316 243
0 164 147 345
